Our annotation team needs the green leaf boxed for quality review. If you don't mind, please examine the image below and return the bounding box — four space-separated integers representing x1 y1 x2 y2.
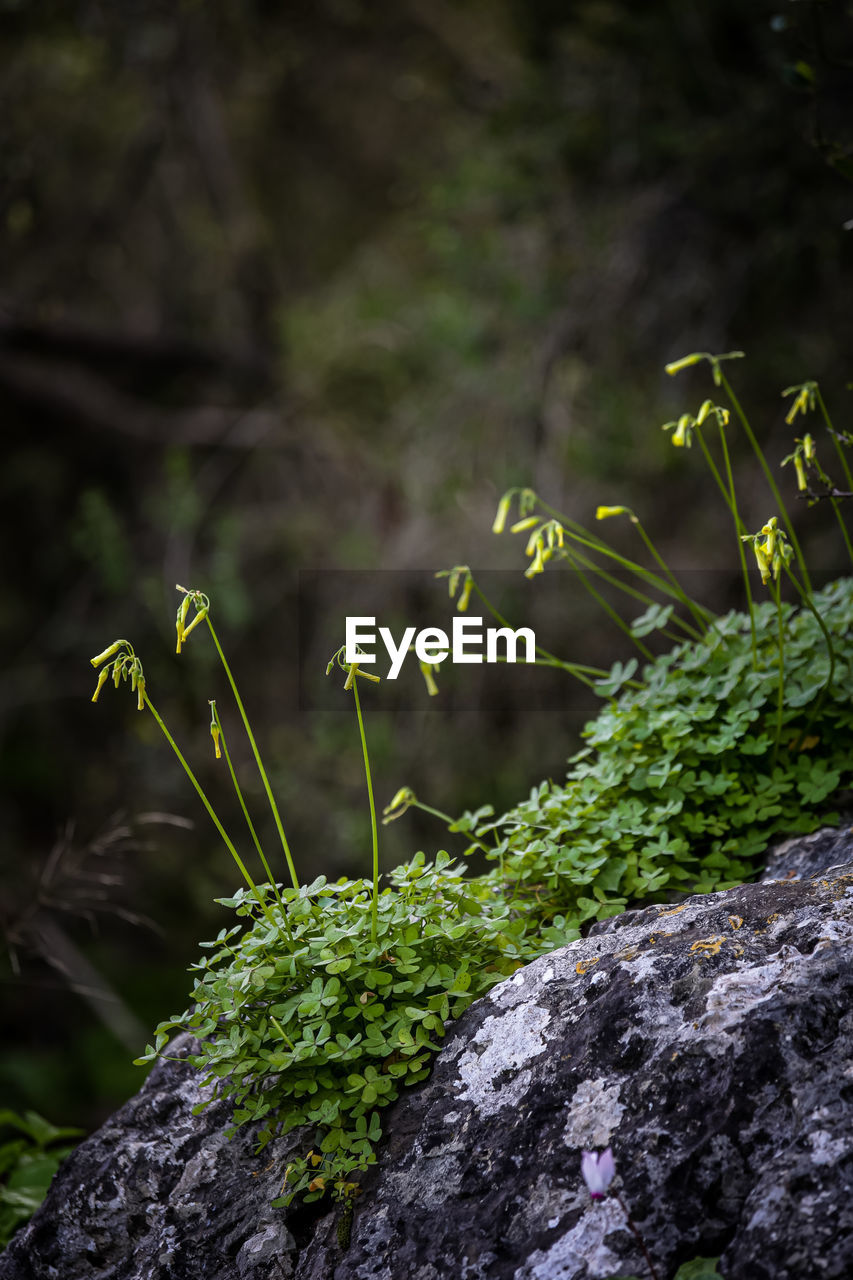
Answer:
672 1258 722 1280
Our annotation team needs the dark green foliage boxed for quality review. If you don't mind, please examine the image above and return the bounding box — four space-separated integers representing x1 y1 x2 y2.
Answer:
0 1110 83 1249
136 852 536 1203
476 578 853 926
141 576 853 1202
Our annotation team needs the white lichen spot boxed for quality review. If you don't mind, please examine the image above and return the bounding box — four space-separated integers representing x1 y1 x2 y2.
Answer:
617 947 662 983
563 1078 625 1149
455 1003 552 1116
808 1129 848 1166
696 954 791 1038
385 1147 465 1210
515 1197 624 1279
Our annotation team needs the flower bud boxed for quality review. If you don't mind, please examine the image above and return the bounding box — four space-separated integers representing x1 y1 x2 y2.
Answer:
90 640 125 669
581 1148 615 1200
492 494 512 535
665 352 704 376
91 667 111 702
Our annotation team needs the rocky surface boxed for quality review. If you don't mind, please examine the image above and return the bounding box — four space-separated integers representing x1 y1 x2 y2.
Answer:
3 823 853 1280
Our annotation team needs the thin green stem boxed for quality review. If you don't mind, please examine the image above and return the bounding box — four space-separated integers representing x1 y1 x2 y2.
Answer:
560 550 655 661
817 387 853 492
693 424 758 668
714 419 758 667
530 503 714 644
352 675 379 945
212 706 287 920
552 539 704 642
536 502 706 614
629 515 714 640
143 693 279 932
782 565 836 745
407 797 496 858
205 616 299 892
828 497 853 568
270 1013 296 1052
770 579 785 766
469 583 608 688
719 371 812 592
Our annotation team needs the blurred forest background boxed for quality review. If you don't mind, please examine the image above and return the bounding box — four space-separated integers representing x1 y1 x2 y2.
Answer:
2 0 853 1134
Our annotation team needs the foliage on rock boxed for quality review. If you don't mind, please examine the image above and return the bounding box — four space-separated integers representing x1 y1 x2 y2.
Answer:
139 854 533 1203
136 578 853 1203
474 578 853 929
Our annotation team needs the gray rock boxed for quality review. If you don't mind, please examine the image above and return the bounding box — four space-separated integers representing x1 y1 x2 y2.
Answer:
760 818 853 883
0 1034 301 1280
4 826 853 1280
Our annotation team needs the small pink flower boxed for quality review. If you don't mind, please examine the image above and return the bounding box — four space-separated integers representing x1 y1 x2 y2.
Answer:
581 1147 615 1200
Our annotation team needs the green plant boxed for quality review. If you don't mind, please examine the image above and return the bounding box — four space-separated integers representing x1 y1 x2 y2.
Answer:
91 353 853 1213
0 1110 83 1250
138 855 529 1203
460 575 853 933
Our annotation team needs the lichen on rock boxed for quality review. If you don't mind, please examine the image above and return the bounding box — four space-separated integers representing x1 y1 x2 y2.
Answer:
4 826 853 1279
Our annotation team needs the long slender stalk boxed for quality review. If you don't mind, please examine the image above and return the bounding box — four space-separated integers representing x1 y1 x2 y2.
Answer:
560 549 656 661
205 616 300 892
719 371 812 592
817 387 853 491
351 675 379 945
406 796 496 858
782 565 836 746
536 500 708 614
469 582 611 688
770 579 785 766
828 498 853 568
551 539 705 642
691 424 758 668
212 705 287 923
143 693 279 931
713 420 758 667
613 1192 660 1280
628 515 715 640
813 389 853 568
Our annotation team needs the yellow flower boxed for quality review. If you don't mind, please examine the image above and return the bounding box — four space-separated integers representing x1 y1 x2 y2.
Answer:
794 453 807 491
492 494 512 535
754 543 771 585
761 516 778 560
665 352 705 376
91 667 110 702
419 661 439 697
672 414 693 448
595 505 629 520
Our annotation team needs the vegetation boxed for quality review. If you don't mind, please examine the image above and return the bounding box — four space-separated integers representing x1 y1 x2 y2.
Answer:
0 1110 82 1249
87 357 853 1206
5 0 853 1249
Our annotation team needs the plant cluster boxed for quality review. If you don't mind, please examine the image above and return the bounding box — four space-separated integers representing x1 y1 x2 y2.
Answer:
87 354 853 1214
466 577 853 937
0 1110 82 1249
145 856 530 1202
